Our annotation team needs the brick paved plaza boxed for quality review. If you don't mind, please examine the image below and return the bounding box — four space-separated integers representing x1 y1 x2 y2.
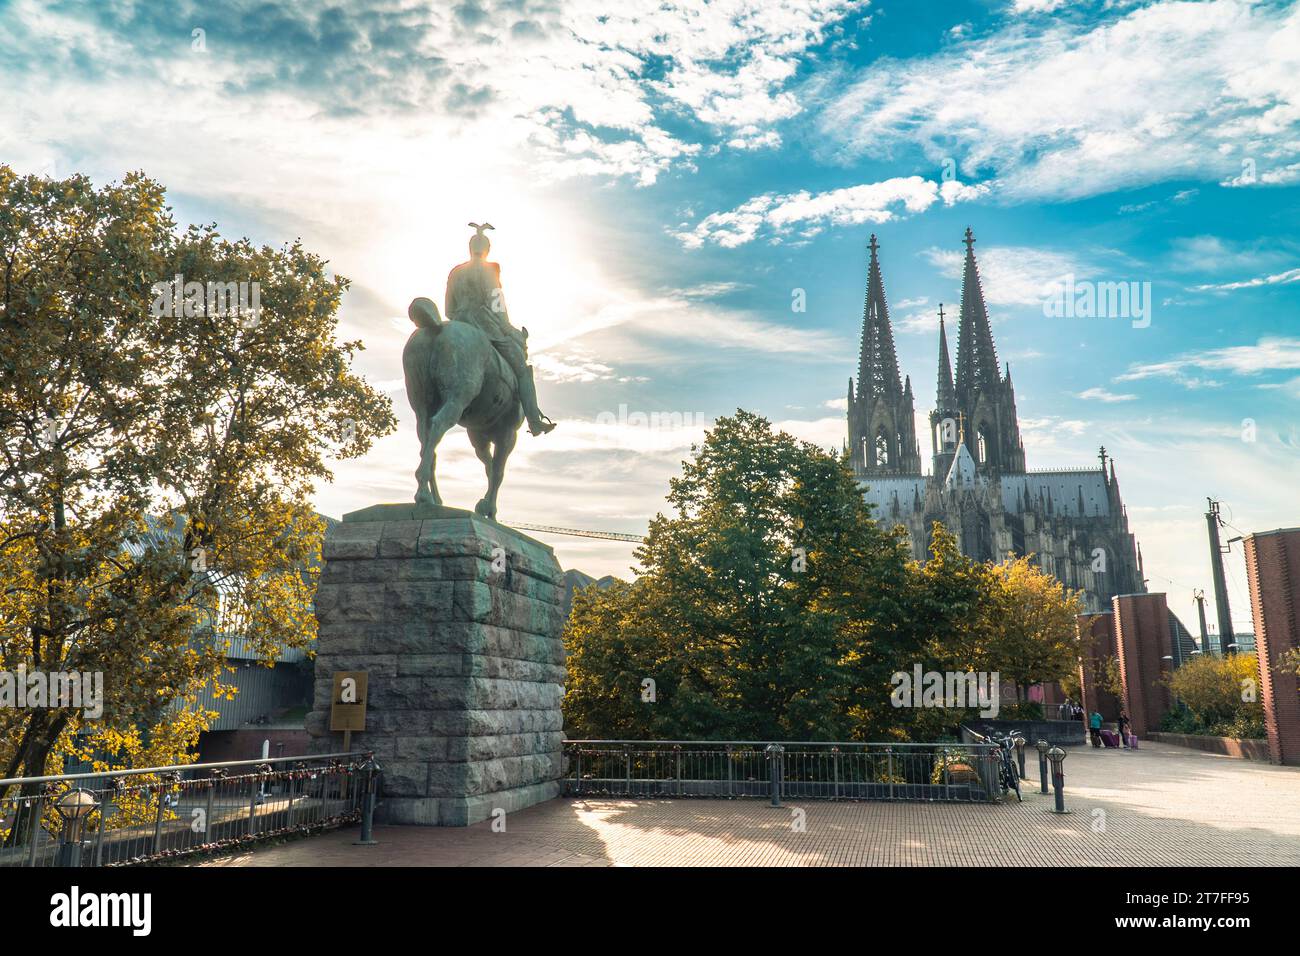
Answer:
196 740 1300 867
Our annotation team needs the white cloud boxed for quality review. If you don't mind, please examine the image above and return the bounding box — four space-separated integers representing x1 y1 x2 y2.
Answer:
895 309 941 335
922 244 1088 307
1118 337 1300 386
817 0 1300 202
533 351 618 384
675 175 986 248
0 0 868 195
1076 387 1137 403
1193 266 1300 292
1011 0 1069 12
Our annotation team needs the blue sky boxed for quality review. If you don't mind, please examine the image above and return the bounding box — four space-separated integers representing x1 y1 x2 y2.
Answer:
3 0 1299 634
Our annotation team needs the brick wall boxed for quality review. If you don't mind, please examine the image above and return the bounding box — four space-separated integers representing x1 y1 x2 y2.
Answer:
1113 593 1172 738
1077 612 1121 722
1243 529 1300 766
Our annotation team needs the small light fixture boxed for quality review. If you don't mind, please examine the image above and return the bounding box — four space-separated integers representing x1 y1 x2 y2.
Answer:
55 789 100 867
56 788 99 837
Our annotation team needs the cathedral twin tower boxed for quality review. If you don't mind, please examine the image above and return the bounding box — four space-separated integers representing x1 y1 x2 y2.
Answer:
848 228 1025 483
844 228 1145 611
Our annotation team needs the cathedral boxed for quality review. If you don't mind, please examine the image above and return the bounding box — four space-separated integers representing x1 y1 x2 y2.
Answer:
846 229 1146 613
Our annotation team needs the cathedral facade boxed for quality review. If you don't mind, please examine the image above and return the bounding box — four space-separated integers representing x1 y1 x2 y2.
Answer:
846 230 1146 613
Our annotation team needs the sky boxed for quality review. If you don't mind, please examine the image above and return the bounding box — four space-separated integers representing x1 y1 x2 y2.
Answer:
3 0 1298 635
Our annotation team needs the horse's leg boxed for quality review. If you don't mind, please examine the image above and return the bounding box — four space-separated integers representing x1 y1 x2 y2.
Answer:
414 408 432 503
477 416 519 520
467 428 494 481
418 397 468 507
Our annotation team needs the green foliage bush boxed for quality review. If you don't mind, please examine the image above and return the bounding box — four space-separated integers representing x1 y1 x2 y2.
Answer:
1163 653 1266 739
998 702 1044 721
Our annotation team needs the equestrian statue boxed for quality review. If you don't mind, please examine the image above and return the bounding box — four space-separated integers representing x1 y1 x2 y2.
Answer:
402 222 556 519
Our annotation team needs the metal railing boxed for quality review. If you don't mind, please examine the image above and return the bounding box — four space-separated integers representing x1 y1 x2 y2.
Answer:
563 740 1002 803
0 751 377 867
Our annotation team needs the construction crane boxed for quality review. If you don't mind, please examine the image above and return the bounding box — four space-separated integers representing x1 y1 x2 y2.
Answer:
512 522 644 543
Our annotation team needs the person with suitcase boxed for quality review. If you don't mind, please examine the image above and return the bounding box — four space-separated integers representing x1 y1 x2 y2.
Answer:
1117 710 1132 749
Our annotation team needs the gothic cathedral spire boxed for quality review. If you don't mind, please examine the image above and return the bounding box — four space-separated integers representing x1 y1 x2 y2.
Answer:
929 304 961 479
947 227 1025 475
954 227 1001 395
856 234 904 399
848 235 921 477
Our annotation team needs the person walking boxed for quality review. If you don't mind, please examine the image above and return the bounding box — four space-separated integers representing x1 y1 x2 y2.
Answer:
1089 710 1104 748
1117 710 1132 749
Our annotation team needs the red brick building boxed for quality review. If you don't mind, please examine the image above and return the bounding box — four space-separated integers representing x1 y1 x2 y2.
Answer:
1243 528 1300 766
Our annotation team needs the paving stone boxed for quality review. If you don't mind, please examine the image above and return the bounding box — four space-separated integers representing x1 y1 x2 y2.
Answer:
197 741 1300 867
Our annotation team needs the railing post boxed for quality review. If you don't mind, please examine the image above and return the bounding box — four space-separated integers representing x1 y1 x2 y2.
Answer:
624 744 632 796
832 746 840 800
575 748 582 795
765 744 784 807
203 777 217 844
286 764 302 830
674 745 682 796
93 783 114 868
247 773 259 836
27 792 47 867
886 747 894 801
152 789 167 855
354 756 380 846
726 745 734 797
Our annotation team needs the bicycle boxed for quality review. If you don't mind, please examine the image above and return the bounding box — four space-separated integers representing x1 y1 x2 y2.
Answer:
982 730 1024 802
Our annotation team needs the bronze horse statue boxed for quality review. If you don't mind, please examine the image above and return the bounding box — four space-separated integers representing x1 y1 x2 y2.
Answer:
402 297 524 519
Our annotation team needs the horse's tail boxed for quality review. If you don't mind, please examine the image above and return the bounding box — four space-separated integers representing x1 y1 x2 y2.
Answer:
409 297 443 330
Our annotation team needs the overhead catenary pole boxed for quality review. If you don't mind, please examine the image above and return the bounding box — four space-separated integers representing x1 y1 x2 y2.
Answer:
1205 499 1235 656
1193 588 1210 652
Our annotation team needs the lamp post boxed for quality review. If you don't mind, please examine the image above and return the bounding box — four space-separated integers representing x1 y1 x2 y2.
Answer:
1036 740 1050 794
55 789 100 867
1047 746 1068 814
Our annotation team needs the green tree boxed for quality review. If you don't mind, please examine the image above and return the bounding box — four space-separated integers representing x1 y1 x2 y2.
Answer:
982 556 1085 701
897 523 1000 738
0 168 394 800
564 412 984 742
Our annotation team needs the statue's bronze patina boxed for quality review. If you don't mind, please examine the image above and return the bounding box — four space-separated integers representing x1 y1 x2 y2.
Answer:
402 223 555 518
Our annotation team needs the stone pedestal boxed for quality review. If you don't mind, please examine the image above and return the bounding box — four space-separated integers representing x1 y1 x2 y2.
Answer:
304 503 566 825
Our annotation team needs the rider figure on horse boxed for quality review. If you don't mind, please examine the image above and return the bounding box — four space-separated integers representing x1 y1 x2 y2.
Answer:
444 223 556 436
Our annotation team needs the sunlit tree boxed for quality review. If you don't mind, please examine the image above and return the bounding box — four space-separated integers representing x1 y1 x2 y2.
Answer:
0 168 394 812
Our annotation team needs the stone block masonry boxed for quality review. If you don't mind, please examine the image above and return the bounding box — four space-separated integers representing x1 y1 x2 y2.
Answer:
304 503 566 825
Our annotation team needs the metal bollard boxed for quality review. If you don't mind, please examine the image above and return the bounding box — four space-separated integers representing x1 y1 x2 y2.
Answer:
354 755 381 846
765 744 784 807
1036 740 1050 794
1048 746 1068 813
1015 736 1027 779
